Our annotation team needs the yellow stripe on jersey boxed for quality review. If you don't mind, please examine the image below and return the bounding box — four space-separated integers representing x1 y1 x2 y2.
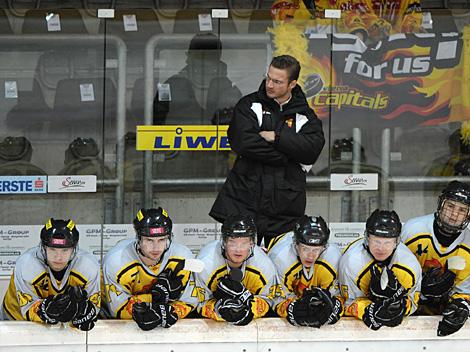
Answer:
282 259 337 298
207 266 229 292
31 272 49 297
245 266 267 295
392 263 416 289
355 260 375 294
116 261 150 284
69 271 88 287
267 233 287 252
342 237 364 254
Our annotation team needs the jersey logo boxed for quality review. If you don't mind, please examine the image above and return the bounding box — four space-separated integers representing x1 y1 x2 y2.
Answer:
190 280 206 302
89 292 101 308
268 284 285 299
16 291 33 307
105 283 122 302
416 244 429 256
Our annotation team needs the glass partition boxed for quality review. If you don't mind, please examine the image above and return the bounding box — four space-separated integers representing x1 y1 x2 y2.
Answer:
0 1 469 285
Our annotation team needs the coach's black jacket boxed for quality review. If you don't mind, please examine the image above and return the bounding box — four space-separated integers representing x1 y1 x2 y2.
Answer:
209 81 325 236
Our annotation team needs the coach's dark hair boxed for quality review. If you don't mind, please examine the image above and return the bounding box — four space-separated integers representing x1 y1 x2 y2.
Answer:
270 55 301 82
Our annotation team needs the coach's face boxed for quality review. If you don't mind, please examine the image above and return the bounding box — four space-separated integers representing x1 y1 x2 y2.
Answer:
265 65 296 104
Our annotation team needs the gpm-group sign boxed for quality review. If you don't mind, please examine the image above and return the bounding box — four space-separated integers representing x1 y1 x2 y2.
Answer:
136 125 230 151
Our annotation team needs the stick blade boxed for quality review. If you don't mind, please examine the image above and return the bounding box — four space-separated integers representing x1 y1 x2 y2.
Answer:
183 258 205 273
447 256 466 271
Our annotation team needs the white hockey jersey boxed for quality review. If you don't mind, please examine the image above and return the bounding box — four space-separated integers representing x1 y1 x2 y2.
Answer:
195 240 278 321
102 238 198 320
339 238 422 320
1 246 100 322
267 232 342 317
402 213 470 302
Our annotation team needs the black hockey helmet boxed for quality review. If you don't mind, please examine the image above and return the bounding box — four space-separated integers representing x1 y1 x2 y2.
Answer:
294 215 330 246
40 218 79 248
435 181 470 234
365 209 401 239
133 207 172 239
221 214 257 242
0 136 32 162
221 214 257 261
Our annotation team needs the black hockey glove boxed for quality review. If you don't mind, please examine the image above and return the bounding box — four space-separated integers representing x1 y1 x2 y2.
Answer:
363 296 406 330
217 298 254 326
72 299 97 331
68 287 97 331
214 275 253 304
315 288 343 325
152 263 185 304
286 288 332 327
421 267 456 304
369 265 405 302
132 302 178 331
38 288 79 324
437 299 470 336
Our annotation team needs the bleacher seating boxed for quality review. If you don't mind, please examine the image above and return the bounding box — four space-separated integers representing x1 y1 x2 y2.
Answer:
22 8 88 34
172 9 237 34
52 77 117 140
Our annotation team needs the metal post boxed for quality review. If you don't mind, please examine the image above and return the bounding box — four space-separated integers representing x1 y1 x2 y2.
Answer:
381 128 391 210
351 128 361 221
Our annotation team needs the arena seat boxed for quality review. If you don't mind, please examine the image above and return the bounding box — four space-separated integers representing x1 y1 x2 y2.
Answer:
99 9 163 49
247 9 272 33
172 9 237 34
4 78 53 135
52 77 117 140
21 8 88 34
0 9 13 34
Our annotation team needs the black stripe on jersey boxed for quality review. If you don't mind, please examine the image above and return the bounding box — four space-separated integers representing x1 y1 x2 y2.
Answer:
246 267 267 294
207 266 228 290
25 308 32 321
356 261 375 290
267 234 287 252
406 234 470 258
284 262 302 288
116 262 147 284
116 298 131 319
392 263 416 288
2 300 15 320
31 272 48 297
70 271 88 286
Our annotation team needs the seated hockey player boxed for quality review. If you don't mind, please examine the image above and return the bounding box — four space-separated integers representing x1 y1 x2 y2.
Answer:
402 180 470 336
1 218 100 331
102 207 197 330
267 215 343 327
339 209 422 330
195 214 278 325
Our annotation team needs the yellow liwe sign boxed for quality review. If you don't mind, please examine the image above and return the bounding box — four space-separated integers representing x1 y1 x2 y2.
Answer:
136 125 230 151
